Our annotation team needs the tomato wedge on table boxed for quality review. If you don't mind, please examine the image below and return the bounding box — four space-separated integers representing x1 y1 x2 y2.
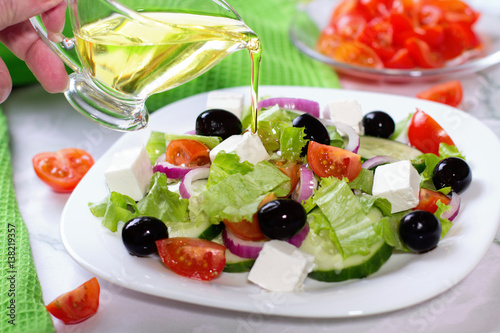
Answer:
166 139 210 167
46 277 100 324
156 238 226 281
32 148 94 193
307 142 362 181
414 188 451 214
417 80 463 107
408 109 455 156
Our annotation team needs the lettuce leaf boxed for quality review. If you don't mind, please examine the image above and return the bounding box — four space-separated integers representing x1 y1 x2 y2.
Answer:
137 172 190 223
189 160 290 225
145 131 167 165
279 126 308 162
309 177 386 257
89 192 138 232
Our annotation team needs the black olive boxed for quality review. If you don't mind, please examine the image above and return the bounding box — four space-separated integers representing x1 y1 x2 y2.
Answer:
257 199 307 240
122 216 168 256
432 157 472 194
399 210 441 253
292 113 330 154
362 111 395 138
195 109 242 140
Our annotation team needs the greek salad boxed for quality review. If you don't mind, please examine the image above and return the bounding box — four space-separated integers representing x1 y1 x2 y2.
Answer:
89 92 471 292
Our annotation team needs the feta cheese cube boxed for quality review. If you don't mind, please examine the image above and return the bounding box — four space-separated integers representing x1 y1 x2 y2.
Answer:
104 146 153 201
209 131 270 165
206 91 245 118
248 240 315 292
372 160 420 213
324 100 363 133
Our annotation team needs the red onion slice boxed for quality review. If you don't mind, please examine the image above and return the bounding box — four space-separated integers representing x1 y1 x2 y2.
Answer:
179 167 210 199
153 154 201 179
442 192 461 221
362 156 398 169
291 165 317 203
332 122 360 153
222 228 266 259
258 97 320 118
287 223 310 247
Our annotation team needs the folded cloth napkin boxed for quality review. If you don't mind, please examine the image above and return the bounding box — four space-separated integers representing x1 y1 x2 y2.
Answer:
0 109 54 333
0 1 339 332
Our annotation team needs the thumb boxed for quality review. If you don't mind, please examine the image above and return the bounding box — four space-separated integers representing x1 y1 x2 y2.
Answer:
0 0 65 31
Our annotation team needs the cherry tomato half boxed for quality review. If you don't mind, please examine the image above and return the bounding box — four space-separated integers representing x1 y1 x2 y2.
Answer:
156 237 226 281
223 193 277 241
46 277 100 324
32 148 94 193
166 139 210 167
307 141 362 181
417 80 463 107
414 188 451 213
408 109 455 156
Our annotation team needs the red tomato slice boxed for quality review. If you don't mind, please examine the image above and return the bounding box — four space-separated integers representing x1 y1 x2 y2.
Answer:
414 25 445 48
334 13 367 40
329 40 384 68
431 0 480 25
438 23 468 60
414 188 451 213
307 141 362 181
223 192 276 241
417 80 463 107
273 161 300 196
389 13 415 46
32 148 94 193
156 238 226 281
384 48 415 69
408 108 455 155
405 37 444 68
166 139 210 167
46 277 100 324
358 17 396 60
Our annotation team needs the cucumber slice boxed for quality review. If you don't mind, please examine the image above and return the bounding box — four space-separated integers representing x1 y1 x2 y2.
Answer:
223 250 255 273
300 208 393 282
358 136 422 161
168 220 222 240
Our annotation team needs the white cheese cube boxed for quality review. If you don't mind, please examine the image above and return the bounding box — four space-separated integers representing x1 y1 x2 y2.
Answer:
324 100 363 133
104 146 153 201
248 240 315 292
206 91 244 118
372 160 420 213
209 132 270 165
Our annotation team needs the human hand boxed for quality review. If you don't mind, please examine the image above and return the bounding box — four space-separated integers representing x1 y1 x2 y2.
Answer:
0 0 69 103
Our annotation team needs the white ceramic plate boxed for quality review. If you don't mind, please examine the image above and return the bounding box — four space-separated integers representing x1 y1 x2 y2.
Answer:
61 86 500 318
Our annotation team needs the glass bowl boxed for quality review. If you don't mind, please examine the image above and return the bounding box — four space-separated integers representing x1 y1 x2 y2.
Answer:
289 0 500 82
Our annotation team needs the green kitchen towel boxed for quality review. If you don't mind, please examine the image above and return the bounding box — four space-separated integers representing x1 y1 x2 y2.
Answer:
0 1 339 332
0 108 54 333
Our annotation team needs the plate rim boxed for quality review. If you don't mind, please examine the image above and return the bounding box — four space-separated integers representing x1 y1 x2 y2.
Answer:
61 85 500 318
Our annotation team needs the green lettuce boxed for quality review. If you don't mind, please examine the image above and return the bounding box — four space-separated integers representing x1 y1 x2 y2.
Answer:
145 131 167 165
189 159 290 225
137 172 190 223
88 192 139 232
308 177 387 258
89 172 189 232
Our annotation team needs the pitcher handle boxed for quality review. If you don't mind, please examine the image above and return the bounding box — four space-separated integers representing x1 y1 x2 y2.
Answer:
29 16 82 73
